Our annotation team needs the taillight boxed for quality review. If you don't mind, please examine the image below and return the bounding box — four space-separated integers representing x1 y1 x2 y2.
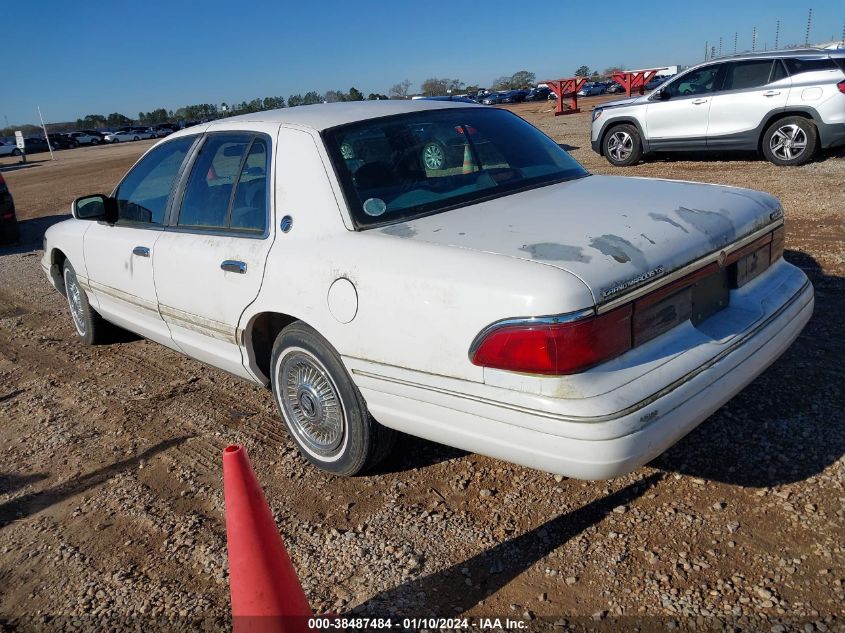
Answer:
470 306 632 375
838 80 845 94
2 213 13 220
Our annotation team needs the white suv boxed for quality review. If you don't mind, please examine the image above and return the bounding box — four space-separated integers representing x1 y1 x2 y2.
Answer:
591 50 845 167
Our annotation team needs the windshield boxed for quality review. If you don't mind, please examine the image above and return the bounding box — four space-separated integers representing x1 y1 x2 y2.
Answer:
323 108 588 227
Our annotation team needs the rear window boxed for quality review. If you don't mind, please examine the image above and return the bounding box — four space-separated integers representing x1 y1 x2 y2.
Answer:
324 108 587 227
783 57 839 75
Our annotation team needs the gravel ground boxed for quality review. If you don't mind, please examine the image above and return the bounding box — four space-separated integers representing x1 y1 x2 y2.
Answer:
0 104 843 632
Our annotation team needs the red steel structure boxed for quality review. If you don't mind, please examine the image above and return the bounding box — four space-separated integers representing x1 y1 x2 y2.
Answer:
544 78 587 116
611 69 662 97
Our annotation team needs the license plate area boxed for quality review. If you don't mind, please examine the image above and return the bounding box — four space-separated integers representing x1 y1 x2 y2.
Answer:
633 267 730 345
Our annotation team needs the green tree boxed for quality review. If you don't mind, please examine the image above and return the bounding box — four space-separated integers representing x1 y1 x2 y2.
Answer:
510 70 536 88
420 78 464 97
324 90 347 103
106 113 132 127
302 91 323 105
574 65 591 77
490 76 512 90
288 94 304 107
347 87 364 101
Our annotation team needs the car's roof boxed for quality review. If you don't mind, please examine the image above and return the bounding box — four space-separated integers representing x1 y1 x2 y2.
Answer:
197 99 485 134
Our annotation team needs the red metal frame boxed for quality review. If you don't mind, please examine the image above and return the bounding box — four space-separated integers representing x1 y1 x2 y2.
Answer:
611 70 661 97
544 78 587 116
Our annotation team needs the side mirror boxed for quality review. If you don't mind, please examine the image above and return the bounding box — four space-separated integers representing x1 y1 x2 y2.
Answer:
655 89 670 101
72 194 117 222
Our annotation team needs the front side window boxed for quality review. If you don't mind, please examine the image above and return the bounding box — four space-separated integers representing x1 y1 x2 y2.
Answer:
666 65 722 98
115 136 195 224
177 134 268 233
324 108 587 227
723 60 776 91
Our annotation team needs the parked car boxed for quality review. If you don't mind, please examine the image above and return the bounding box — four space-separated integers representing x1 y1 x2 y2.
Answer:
0 140 21 157
606 81 626 94
481 92 506 105
41 100 813 480
68 131 102 145
47 134 78 149
499 89 530 104
577 82 607 97
0 172 19 245
591 50 845 167
525 86 551 101
22 137 51 153
153 123 178 137
131 127 157 139
104 128 154 143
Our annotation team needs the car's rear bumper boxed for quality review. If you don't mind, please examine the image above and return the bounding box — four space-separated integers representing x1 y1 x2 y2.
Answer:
347 265 813 479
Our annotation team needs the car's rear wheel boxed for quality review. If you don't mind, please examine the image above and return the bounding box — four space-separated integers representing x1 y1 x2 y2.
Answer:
12 148 21 156
270 322 396 476
762 117 817 166
133 136 140 142
63 262 107 345
603 124 643 167
422 141 446 170
91 138 100 145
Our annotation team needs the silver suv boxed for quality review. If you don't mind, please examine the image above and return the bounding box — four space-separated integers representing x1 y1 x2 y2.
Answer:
591 49 845 167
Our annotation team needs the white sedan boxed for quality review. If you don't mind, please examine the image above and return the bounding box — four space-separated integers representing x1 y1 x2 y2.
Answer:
104 129 155 143
0 140 21 157
42 100 813 477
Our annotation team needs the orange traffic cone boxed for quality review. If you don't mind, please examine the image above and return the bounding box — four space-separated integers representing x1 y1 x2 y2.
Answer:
461 144 475 174
223 445 313 633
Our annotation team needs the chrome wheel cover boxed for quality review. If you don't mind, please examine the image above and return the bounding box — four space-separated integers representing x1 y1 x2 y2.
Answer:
276 348 346 459
770 124 807 160
607 131 633 162
65 270 86 336
423 143 445 170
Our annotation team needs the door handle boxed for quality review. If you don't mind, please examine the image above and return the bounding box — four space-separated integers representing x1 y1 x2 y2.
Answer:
221 260 247 274
692 98 708 105
763 90 781 97
132 246 150 257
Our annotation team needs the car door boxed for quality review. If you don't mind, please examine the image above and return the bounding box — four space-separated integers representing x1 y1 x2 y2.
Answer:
707 59 790 149
152 130 275 378
82 135 197 349
644 63 724 149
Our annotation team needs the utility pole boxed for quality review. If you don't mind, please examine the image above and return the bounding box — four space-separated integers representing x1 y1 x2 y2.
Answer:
805 8 812 46
718 37 723 57
711 46 716 60
704 40 709 61
734 32 738 54
775 19 780 50
752 26 757 51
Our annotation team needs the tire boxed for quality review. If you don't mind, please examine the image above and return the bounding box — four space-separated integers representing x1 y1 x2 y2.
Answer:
133 136 140 142
270 322 396 476
12 148 21 157
761 116 817 166
91 138 100 145
602 123 643 167
63 262 107 345
422 141 447 170
112 138 119 143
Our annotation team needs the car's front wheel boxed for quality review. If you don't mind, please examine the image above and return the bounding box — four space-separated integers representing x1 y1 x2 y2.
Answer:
762 117 817 166
603 124 643 167
133 136 140 142
63 262 107 345
91 138 100 145
270 322 396 476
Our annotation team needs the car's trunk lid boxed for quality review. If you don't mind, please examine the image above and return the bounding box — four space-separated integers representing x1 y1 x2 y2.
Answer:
375 175 782 306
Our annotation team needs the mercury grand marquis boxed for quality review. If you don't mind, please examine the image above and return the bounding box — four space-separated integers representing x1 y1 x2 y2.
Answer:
41 100 813 477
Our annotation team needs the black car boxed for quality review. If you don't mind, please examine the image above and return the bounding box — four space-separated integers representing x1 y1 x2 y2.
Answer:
22 137 51 153
500 89 530 104
0 172 19 245
47 134 78 149
525 86 551 101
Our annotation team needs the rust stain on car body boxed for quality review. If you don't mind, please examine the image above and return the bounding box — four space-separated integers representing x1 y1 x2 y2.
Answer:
589 235 647 267
519 243 591 263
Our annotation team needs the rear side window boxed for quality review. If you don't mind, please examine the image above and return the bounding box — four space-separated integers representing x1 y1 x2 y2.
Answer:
783 58 838 75
723 60 775 90
177 134 268 233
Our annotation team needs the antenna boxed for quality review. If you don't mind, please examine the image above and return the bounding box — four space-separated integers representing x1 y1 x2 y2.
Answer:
805 8 812 46
775 19 780 50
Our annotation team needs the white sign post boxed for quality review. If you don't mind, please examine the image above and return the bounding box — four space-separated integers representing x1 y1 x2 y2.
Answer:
14 131 25 163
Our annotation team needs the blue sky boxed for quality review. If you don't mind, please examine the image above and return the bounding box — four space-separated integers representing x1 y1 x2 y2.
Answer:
3 0 842 125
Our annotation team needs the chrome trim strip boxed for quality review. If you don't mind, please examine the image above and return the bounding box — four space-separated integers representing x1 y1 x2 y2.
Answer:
468 307 596 360
87 279 158 313
159 304 236 343
356 278 811 425
596 221 784 314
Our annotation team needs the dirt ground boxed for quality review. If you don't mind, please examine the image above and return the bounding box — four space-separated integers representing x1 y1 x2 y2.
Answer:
0 102 843 632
